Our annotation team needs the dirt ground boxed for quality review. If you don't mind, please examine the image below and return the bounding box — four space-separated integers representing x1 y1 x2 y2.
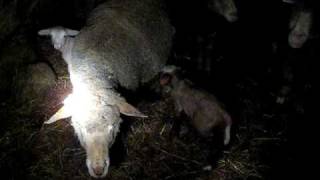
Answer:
0 1 315 179
0 71 298 180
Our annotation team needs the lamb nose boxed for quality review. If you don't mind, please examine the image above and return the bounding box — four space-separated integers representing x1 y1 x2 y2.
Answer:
93 166 104 176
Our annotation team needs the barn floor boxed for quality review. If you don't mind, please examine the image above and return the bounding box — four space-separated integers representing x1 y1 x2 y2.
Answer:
0 72 300 180
0 1 315 179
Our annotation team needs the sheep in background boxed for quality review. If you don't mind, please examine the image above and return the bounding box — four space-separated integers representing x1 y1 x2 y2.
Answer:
288 6 313 48
208 0 238 22
160 66 232 145
38 0 174 178
283 0 315 48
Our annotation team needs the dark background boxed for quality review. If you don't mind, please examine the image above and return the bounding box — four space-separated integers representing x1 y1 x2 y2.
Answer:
0 0 317 179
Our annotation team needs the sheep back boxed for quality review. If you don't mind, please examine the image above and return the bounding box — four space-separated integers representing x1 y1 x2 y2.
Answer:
72 0 174 91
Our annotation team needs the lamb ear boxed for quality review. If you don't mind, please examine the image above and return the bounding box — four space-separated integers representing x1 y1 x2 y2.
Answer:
66 29 79 36
116 100 147 118
44 106 72 124
38 29 51 36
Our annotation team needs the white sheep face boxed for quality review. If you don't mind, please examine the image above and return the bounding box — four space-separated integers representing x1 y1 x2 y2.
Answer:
44 76 146 178
38 26 79 50
51 28 66 49
71 102 121 178
288 9 312 48
86 142 110 178
45 78 123 178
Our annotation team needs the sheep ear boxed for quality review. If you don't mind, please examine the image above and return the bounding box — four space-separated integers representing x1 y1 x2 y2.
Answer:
44 106 71 124
116 100 147 118
38 29 51 36
66 29 79 36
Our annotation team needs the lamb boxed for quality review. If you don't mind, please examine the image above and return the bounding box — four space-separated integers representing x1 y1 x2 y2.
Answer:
160 66 232 145
38 26 78 65
38 0 173 178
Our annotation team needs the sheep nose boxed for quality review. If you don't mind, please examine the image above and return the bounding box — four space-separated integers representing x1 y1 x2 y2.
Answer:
54 44 61 49
93 166 104 176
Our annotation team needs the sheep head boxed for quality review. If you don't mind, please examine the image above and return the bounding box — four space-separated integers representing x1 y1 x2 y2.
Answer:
38 26 79 50
288 8 313 48
74 103 120 178
45 79 146 178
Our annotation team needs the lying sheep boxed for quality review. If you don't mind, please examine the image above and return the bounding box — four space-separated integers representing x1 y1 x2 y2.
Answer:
160 66 232 145
208 0 238 22
38 0 173 178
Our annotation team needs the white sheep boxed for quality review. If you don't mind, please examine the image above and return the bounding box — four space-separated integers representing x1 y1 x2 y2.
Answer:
38 0 173 178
